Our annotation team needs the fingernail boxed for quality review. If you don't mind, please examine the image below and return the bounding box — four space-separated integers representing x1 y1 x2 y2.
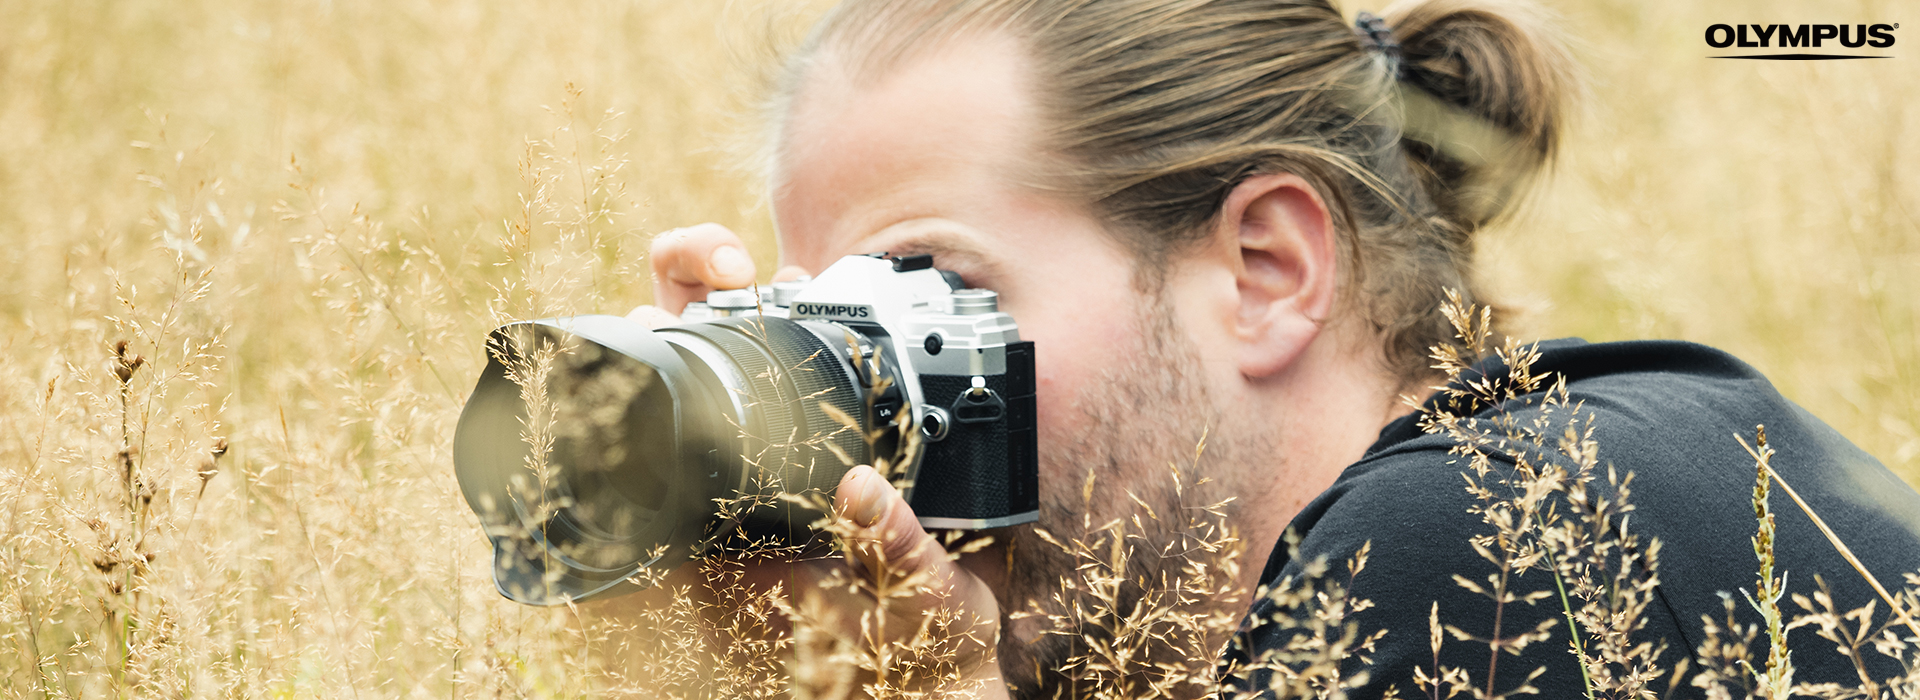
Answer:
854 470 892 527
710 246 752 281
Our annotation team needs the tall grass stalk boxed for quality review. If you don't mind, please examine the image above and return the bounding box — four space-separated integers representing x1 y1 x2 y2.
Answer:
1 1 1917 697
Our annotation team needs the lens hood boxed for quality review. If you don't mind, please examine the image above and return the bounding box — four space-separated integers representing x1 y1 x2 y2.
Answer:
454 315 723 605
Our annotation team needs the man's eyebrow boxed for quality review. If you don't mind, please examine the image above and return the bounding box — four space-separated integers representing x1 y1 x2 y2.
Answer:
881 233 1003 280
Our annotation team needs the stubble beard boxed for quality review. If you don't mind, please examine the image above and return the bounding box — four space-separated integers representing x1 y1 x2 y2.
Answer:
994 292 1275 700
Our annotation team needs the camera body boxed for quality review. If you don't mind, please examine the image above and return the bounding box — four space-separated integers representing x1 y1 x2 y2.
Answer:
453 253 1037 604
680 252 1039 530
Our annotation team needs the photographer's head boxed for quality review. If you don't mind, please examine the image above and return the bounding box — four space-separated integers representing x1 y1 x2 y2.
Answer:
773 0 1572 384
763 0 1572 692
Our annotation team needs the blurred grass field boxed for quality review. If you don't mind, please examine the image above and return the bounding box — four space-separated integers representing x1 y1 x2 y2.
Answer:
0 0 1913 696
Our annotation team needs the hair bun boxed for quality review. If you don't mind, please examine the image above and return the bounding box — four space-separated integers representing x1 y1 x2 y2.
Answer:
1385 0 1576 230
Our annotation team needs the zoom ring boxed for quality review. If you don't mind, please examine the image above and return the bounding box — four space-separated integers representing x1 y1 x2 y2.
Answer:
714 317 867 495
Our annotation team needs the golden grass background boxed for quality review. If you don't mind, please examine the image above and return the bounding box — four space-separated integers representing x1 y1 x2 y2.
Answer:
0 0 1912 696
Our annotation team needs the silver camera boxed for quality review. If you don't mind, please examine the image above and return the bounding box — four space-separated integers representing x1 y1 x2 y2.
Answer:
453 253 1038 604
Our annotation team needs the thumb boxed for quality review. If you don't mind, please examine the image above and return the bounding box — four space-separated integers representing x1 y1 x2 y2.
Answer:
840 464 990 594
834 465 1006 690
837 465 948 579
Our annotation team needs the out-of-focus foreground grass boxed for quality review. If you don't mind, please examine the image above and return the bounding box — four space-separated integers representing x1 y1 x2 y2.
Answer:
0 0 1911 696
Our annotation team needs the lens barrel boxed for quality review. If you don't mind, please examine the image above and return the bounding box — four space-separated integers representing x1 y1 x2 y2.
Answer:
453 314 875 605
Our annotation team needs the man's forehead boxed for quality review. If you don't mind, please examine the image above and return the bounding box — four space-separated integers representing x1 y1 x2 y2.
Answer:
773 32 1044 258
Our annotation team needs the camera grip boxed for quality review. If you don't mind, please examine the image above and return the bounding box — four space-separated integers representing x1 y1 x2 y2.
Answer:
907 342 1038 529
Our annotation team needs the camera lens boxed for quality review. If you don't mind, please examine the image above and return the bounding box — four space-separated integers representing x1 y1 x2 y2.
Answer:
654 316 871 532
454 314 877 604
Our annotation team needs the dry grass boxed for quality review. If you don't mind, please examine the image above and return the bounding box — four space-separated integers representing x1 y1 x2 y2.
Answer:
1 0 1916 697
1476 0 1920 483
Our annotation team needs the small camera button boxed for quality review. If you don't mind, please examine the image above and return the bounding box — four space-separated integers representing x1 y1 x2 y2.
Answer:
890 253 934 272
918 406 951 442
951 289 998 315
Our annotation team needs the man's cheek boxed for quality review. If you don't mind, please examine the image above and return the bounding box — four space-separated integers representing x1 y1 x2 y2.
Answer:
1032 371 1079 472
1029 307 1132 414
1031 343 1095 437
1028 348 1122 493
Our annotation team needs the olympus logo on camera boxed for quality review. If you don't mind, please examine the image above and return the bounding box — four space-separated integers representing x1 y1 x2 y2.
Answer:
792 302 874 320
1706 23 1897 60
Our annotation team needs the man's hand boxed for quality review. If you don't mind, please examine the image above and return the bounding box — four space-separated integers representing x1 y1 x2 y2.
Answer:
627 223 809 328
829 465 1009 699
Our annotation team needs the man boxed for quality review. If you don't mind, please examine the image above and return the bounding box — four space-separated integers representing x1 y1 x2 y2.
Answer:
625 1 1920 697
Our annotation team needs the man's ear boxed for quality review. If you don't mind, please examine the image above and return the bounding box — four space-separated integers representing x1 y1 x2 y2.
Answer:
1220 173 1338 378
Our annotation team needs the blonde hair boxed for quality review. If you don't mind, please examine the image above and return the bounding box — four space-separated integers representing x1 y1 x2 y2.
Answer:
773 0 1574 385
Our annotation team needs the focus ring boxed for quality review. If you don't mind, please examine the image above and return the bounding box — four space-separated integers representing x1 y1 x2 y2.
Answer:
716 317 867 493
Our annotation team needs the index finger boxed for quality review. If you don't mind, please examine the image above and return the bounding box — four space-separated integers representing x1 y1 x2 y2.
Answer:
649 223 758 313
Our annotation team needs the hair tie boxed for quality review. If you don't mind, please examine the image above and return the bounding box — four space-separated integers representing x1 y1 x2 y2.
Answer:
1354 11 1402 78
